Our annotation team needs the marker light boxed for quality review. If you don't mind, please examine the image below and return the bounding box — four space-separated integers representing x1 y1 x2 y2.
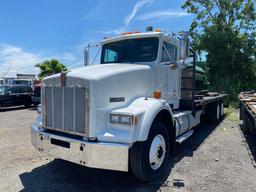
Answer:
154 90 161 99
134 116 138 125
121 31 140 35
121 32 134 35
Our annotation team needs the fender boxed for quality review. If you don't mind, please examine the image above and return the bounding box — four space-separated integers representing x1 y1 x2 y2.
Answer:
111 97 174 143
132 97 174 142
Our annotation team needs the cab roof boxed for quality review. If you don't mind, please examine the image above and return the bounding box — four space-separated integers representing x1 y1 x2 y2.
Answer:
102 31 164 45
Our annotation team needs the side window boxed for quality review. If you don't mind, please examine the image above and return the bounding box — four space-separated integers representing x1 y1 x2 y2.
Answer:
20 86 31 93
104 49 118 63
161 42 177 62
7 87 18 93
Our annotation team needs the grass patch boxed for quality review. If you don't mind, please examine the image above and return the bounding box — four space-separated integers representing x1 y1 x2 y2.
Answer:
225 107 238 121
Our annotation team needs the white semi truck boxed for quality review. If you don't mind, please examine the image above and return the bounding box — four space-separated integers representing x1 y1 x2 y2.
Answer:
32 28 226 181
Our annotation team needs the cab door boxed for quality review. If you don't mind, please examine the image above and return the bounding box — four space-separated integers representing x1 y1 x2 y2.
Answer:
4 87 19 106
159 41 180 109
21 86 32 105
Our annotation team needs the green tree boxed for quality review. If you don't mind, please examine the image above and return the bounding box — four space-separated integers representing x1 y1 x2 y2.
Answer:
182 0 256 102
36 59 67 79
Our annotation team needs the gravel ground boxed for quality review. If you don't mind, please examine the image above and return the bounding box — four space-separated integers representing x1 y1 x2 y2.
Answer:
0 107 256 192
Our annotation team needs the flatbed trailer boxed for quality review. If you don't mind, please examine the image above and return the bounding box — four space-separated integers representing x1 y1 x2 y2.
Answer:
239 91 256 134
195 94 227 107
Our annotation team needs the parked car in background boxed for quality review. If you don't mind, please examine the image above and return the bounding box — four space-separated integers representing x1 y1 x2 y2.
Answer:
0 86 8 96
0 78 4 85
32 84 41 106
0 85 33 110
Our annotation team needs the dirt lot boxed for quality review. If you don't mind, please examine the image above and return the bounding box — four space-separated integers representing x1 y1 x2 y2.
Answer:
0 107 256 192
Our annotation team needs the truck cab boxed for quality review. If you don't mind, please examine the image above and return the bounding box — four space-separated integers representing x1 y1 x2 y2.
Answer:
32 29 225 181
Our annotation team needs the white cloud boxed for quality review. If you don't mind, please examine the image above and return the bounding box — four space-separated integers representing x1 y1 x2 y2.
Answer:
103 0 154 35
124 0 153 26
103 26 128 35
82 1 105 20
137 10 190 21
0 44 42 75
51 52 77 61
0 43 79 76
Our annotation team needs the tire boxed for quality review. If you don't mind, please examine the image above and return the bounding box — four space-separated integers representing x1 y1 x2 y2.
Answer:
129 122 171 182
208 102 220 124
0 104 2 111
24 103 32 108
243 112 255 134
243 112 250 133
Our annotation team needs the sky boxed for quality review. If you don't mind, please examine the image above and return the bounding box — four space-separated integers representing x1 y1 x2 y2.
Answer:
0 0 194 76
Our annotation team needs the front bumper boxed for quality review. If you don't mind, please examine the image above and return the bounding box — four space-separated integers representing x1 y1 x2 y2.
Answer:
32 96 40 104
31 124 129 172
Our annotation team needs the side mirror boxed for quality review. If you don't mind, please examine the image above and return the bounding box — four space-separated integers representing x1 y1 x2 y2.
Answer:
6 91 12 95
84 47 89 66
178 31 190 60
176 57 193 69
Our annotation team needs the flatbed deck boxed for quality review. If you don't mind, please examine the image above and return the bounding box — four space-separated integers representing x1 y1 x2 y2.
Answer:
195 94 228 107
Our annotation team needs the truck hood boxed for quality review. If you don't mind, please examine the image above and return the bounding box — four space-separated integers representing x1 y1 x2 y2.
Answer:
44 64 151 85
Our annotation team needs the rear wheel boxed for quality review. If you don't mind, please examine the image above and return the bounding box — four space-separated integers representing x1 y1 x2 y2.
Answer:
219 101 224 119
130 122 171 182
208 102 220 124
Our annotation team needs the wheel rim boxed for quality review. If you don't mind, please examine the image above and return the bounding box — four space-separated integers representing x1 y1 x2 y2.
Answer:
221 103 224 116
217 105 220 120
149 134 166 170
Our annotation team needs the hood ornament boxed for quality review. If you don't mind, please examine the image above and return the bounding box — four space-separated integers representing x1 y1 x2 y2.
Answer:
60 71 67 86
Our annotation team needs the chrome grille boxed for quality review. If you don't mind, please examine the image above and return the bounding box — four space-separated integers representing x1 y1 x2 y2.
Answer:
44 86 89 136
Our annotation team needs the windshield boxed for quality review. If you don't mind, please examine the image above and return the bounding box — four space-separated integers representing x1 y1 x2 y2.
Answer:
101 37 159 64
0 86 8 95
13 80 29 85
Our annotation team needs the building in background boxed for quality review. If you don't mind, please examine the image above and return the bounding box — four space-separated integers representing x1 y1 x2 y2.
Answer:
0 71 36 85
17 73 36 80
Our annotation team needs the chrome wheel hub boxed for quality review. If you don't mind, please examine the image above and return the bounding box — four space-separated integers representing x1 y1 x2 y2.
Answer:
217 105 220 120
149 134 166 170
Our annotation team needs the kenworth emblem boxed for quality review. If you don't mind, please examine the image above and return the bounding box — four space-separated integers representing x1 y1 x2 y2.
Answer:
60 72 67 86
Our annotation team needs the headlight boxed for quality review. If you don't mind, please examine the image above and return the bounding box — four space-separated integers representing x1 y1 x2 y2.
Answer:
110 114 133 125
119 115 133 125
110 114 119 124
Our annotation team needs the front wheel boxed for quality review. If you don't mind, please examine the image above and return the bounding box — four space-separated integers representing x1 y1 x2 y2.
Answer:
129 122 171 182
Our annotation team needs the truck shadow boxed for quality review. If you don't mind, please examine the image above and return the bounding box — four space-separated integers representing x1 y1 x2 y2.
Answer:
175 122 218 160
0 106 26 112
0 106 34 112
238 124 256 167
19 122 220 192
